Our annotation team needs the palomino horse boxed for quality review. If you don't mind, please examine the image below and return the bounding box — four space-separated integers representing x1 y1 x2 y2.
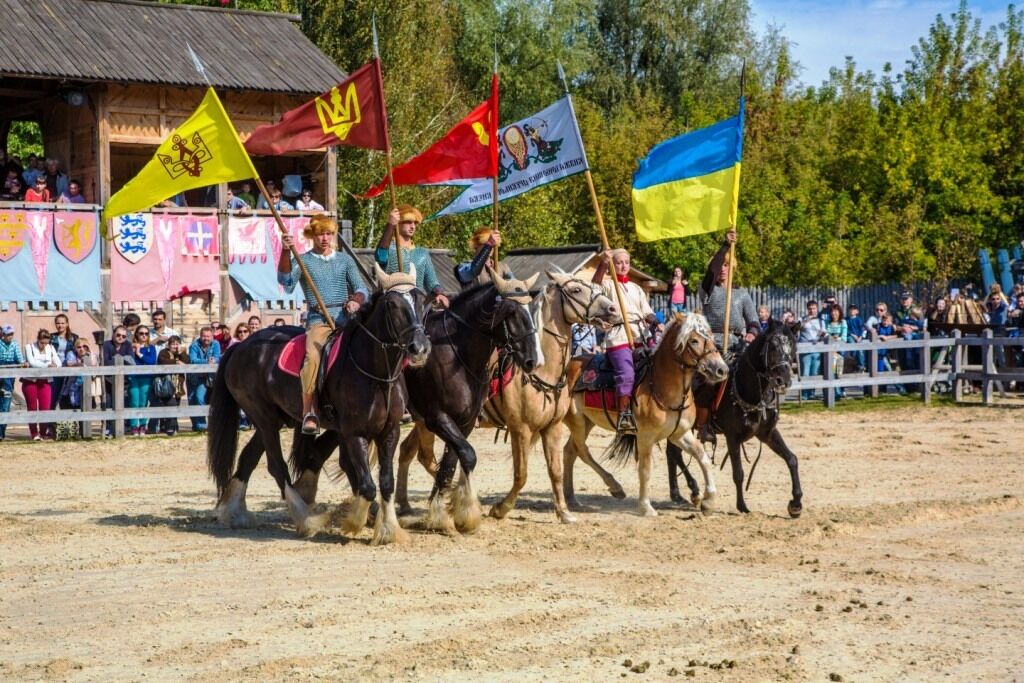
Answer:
562 313 729 517
206 265 430 544
396 270 619 525
668 318 804 517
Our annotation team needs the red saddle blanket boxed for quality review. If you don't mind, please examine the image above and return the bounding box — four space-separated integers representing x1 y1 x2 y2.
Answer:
583 389 617 410
489 365 515 398
277 332 344 378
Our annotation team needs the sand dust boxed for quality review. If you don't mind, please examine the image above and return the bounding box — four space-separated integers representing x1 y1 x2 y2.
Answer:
0 404 1021 682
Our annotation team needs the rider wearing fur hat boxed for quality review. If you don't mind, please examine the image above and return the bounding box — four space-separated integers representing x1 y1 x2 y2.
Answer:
455 227 515 290
376 204 449 307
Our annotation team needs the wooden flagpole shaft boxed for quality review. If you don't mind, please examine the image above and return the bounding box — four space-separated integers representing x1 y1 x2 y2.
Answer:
720 240 736 351
256 177 335 332
492 174 500 270
384 149 403 273
584 170 635 347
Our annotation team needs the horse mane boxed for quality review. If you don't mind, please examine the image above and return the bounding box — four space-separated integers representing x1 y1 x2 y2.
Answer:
655 312 712 355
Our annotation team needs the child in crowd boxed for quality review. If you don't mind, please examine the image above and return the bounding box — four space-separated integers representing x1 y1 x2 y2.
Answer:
825 305 848 399
846 304 866 371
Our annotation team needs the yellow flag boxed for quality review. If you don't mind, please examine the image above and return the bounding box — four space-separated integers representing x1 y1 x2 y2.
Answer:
102 88 258 227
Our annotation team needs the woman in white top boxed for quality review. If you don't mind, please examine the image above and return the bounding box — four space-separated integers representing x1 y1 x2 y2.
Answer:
23 328 62 440
295 189 324 211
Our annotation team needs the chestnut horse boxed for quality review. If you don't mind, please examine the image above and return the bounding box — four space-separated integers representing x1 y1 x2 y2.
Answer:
562 313 728 517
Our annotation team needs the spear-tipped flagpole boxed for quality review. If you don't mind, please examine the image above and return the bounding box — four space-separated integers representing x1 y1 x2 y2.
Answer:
720 59 746 354
373 13 403 273
491 40 501 270
558 61 634 347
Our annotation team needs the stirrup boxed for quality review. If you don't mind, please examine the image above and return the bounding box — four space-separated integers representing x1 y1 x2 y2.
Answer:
616 409 638 435
301 412 320 435
697 423 716 446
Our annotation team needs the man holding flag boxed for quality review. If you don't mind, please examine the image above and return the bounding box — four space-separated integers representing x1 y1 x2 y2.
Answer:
374 204 448 306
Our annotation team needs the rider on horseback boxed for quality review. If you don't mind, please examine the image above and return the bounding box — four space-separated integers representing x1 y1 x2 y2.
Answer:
376 204 450 308
455 227 514 289
592 248 656 435
278 215 369 434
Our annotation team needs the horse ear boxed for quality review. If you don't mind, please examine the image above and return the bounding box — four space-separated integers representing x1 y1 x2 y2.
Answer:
545 269 565 284
524 272 539 290
372 262 387 289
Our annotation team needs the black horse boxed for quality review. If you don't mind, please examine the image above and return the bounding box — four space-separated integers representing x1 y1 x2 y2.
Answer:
296 269 541 535
206 267 431 544
667 319 804 517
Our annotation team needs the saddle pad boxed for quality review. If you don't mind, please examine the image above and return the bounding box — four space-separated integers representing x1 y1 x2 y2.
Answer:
489 365 516 398
277 332 344 378
583 389 617 410
573 348 652 395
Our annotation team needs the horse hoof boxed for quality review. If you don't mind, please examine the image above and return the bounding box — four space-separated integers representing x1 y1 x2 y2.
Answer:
397 505 415 517
738 504 751 514
488 505 509 520
639 502 658 518
559 512 578 524
610 487 627 500
567 498 584 513
690 494 702 510
788 502 803 518
670 492 685 504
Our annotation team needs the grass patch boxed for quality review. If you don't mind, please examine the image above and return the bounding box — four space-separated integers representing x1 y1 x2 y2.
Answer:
781 392 957 414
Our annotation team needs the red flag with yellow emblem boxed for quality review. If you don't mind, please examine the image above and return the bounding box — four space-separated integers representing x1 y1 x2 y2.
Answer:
244 60 389 155
362 74 499 198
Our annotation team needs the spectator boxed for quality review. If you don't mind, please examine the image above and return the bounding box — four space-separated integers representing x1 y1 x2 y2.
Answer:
42 158 70 199
0 324 26 442
24 328 61 440
571 323 598 356
846 304 866 372
295 189 324 211
989 283 1009 307
273 317 286 327
187 326 220 432
1008 293 1024 328
3 169 20 193
21 154 42 187
58 179 86 204
149 309 178 353
49 314 78 411
781 308 796 325
126 326 157 436
101 325 133 437
24 175 52 203
825 305 848 399
61 338 100 437
0 177 23 201
256 180 278 210
216 324 232 353
122 313 141 338
866 302 888 335
927 297 948 325
894 292 924 372
155 335 189 437
269 188 293 211
237 181 257 209
875 313 906 395
247 316 261 333
230 323 251 346
668 267 688 314
158 193 187 208
756 304 771 334
819 294 839 326
799 300 826 400
225 187 250 212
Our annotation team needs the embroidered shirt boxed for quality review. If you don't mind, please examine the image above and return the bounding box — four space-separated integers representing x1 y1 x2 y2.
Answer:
278 250 369 327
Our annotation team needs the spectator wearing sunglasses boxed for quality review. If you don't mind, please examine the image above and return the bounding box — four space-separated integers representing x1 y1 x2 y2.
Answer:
127 326 158 436
295 189 324 211
229 323 251 347
101 326 133 437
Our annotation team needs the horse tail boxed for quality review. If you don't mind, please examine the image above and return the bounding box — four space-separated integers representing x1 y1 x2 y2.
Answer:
207 344 241 497
603 433 638 467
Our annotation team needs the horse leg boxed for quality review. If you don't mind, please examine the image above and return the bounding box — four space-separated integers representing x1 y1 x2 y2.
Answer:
725 434 749 514
397 423 436 516
764 427 803 518
540 423 576 524
677 430 717 513
338 434 375 536
489 427 532 520
573 421 627 502
371 426 410 546
666 440 684 504
636 438 657 517
293 430 337 506
259 427 322 538
423 420 461 535
215 430 264 529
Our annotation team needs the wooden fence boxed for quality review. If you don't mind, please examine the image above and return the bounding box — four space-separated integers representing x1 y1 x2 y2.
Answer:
0 332 1021 439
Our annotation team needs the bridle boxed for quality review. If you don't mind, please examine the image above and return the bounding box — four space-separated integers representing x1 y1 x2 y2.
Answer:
649 322 720 414
442 296 536 386
348 289 426 384
731 331 793 416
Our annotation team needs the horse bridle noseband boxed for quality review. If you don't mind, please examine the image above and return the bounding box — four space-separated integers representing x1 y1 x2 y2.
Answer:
349 289 426 384
442 297 536 387
732 334 793 416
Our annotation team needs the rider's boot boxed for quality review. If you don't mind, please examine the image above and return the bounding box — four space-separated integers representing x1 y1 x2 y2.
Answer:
615 394 637 434
693 405 713 444
301 393 319 435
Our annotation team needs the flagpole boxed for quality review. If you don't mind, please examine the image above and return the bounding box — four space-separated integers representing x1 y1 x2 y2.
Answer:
373 15 403 274
558 62 634 347
491 43 501 270
720 61 745 353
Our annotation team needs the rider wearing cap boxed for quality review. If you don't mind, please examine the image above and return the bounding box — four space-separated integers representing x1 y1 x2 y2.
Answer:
454 227 515 290
278 215 369 434
376 204 450 307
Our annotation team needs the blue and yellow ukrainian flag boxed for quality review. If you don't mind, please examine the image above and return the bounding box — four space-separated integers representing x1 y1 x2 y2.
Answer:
632 98 745 242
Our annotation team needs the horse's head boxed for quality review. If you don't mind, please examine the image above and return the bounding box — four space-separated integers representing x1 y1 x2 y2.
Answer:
487 266 539 373
762 319 797 392
670 312 728 383
544 269 618 328
373 263 431 367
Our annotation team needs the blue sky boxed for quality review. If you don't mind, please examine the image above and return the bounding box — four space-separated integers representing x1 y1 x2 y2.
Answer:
750 1 1012 85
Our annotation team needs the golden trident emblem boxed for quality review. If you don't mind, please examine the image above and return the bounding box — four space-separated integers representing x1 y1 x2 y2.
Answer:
316 83 361 141
158 131 212 179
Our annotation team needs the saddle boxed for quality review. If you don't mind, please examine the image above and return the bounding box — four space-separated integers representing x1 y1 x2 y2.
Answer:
276 330 345 388
489 363 515 399
572 348 653 409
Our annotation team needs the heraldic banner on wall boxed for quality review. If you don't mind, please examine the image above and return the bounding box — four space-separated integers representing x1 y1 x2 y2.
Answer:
109 213 221 302
226 215 312 305
0 208 102 306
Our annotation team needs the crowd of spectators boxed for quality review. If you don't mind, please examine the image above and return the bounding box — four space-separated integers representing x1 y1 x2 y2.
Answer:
1 153 81 203
0 310 297 441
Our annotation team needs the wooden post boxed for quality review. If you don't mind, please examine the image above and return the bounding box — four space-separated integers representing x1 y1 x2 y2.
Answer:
952 329 964 402
255 178 334 332
868 329 879 398
113 356 125 439
81 372 93 439
922 331 932 405
824 337 836 408
981 328 994 405
584 170 634 347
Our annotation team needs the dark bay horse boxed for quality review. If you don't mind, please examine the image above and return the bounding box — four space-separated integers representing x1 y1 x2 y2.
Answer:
667 318 804 517
401 269 541 534
206 266 431 544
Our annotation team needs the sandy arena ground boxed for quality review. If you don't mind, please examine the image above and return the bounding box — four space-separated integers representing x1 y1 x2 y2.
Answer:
0 403 1021 682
